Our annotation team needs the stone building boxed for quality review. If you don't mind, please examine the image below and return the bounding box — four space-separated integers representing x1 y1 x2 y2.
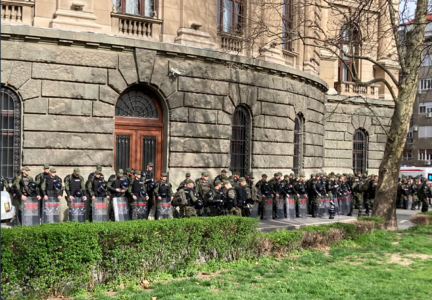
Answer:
1 0 395 191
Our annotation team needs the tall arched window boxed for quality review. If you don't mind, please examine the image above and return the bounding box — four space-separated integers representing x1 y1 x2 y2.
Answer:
353 129 368 174
339 24 361 82
293 114 304 174
1 86 21 179
231 106 250 176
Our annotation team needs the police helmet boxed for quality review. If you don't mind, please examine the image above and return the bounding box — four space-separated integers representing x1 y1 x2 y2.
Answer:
139 189 147 197
206 190 213 198
195 200 204 210
74 190 83 198
54 181 62 191
28 182 38 191
120 180 129 189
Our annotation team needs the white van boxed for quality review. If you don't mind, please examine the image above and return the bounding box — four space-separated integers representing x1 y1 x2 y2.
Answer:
1 191 16 225
399 167 432 181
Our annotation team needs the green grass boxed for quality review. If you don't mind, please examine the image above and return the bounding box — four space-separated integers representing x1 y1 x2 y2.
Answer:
75 226 432 300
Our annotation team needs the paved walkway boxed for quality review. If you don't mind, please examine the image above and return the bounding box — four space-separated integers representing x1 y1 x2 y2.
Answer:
257 208 420 232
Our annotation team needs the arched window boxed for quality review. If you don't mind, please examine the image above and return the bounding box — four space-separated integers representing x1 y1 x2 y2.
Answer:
1 86 21 179
353 129 368 174
231 106 251 176
293 114 304 174
115 89 158 118
339 24 361 82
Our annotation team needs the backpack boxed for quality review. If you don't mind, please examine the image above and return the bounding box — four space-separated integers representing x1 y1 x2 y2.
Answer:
172 189 188 207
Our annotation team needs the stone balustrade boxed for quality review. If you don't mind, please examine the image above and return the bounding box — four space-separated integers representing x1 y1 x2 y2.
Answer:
111 13 162 40
1 0 34 26
335 81 380 99
219 33 243 53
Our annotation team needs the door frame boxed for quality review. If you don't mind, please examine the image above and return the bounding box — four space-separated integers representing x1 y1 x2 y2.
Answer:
114 88 164 179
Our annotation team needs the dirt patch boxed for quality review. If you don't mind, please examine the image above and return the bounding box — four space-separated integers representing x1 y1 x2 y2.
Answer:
195 270 223 280
406 254 432 260
392 242 400 245
388 254 414 266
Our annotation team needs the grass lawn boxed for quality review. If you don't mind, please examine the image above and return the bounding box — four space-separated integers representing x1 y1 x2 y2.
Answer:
75 226 432 300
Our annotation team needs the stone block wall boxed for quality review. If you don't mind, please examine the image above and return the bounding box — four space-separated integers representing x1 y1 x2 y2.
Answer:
0 25 328 193
324 95 394 174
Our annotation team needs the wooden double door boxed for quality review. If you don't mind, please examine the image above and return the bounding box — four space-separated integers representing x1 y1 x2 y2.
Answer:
114 88 164 179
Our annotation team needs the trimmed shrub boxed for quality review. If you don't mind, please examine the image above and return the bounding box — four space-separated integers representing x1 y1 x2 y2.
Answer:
410 214 432 226
263 230 303 254
1 217 258 299
357 216 383 229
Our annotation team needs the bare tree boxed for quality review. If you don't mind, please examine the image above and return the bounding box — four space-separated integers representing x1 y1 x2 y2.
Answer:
220 0 431 229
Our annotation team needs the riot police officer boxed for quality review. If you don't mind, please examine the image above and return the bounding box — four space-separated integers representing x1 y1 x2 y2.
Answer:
312 174 327 218
213 169 228 185
88 164 104 181
281 174 295 218
107 169 128 198
127 170 150 219
236 177 249 217
154 173 174 220
41 168 63 200
256 174 271 219
86 169 109 221
208 180 225 216
223 181 241 216
196 172 213 216
64 168 87 204
181 179 199 218
143 163 155 216
13 167 41 224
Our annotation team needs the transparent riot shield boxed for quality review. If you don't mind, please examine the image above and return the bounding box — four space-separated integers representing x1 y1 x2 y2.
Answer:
263 195 273 220
22 197 40 226
131 196 149 220
287 195 296 219
69 197 87 222
317 196 325 217
333 195 340 215
42 197 60 224
321 195 330 218
92 197 109 222
298 195 307 219
339 193 348 215
346 193 353 214
113 197 129 221
158 196 173 219
407 195 413 210
250 201 259 218
277 195 285 219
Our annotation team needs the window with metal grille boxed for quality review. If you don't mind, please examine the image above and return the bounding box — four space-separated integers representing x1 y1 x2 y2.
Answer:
293 115 304 175
1 86 21 180
353 129 367 174
230 106 250 176
115 135 130 171
115 90 158 118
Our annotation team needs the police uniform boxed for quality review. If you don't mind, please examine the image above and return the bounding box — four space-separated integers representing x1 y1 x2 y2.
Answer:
153 173 174 220
195 172 213 216
180 180 198 218
13 167 39 223
256 175 271 219
224 183 241 216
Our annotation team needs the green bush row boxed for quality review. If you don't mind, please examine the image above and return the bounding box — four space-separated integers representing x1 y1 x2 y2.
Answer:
1 217 382 299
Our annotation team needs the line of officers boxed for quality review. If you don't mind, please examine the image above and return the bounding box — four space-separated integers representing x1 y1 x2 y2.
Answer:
4 163 430 223
397 176 432 211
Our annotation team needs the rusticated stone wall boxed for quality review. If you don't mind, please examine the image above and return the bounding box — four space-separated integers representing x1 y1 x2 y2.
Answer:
1 25 330 189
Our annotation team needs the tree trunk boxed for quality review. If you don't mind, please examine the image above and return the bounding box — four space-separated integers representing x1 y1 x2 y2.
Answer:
373 0 429 229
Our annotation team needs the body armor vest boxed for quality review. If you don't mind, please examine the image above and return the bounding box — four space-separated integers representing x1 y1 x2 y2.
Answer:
92 178 106 197
294 182 306 194
282 181 294 195
69 175 82 194
21 176 31 196
236 187 247 207
131 178 144 194
260 182 271 195
45 175 61 196
158 182 170 197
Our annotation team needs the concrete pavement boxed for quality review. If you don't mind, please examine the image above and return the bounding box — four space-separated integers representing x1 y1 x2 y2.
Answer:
257 208 421 232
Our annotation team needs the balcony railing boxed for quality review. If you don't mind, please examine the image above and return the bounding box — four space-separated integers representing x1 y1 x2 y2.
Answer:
1 0 34 26
218 32 243 53
111 13 162 40
335 81 379 99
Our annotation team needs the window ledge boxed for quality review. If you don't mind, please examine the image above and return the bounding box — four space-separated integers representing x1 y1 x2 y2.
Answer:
282 49 298 57
217 31 244 38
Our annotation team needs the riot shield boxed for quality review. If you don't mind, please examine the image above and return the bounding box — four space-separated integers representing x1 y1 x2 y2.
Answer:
92 197 109 222
131 196 149 220
317 196 325 217
22 197 40 226
277 195 285 219
113 197 129 221
346 193 353 214
339 193 348 215
333 195 340 215
250 201 259 218
158 196 173 219
287 195 296 219
320 195 330 218
42 197 60 224
298 195 307 219
69 197 87 222
263 195 273 220
407 196 413 210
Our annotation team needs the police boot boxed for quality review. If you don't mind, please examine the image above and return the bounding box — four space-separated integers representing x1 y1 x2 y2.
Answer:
347 205 353 216
422 204 429 212
259 206 264 220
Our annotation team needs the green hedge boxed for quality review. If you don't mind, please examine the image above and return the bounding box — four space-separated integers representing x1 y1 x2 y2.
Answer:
1 217 258 299
1 217 384 299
